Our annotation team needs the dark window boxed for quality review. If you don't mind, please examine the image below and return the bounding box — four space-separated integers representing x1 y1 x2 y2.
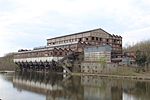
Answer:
96 37 98 40
79 38 82 42
107 39 109 42
86 38 88 40
92 37 95 40
100 38 102 41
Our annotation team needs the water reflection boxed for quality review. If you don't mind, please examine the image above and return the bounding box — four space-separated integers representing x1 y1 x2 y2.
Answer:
0 72 45 100
81 76 150 100
1 72 150 100
13 72 83 100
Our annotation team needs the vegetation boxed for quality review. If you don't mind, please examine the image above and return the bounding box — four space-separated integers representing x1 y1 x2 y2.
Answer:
99 56 107 69
135 50 147 67
0 53 17 71
124 40 150 68
111 67 144 76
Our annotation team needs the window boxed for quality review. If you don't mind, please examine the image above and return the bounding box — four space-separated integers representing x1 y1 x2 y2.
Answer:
96 37 98 41
92 37 95 40
107 39 109 42
99 38 102 41
79 38 82 42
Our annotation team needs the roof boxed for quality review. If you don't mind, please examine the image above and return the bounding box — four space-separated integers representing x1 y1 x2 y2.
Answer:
47 28 113 40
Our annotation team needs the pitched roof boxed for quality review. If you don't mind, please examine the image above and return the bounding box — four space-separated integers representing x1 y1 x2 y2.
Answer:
47 28 112 40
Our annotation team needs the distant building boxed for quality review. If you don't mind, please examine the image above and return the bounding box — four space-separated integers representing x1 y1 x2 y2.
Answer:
46 28 122 63
122 52 136 66
13 28 122 72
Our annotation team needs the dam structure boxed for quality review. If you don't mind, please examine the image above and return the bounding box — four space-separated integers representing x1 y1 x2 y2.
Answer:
13 28 122 73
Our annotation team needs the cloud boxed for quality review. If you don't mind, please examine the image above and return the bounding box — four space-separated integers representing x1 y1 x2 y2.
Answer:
122 27 150 47
0 0 150 56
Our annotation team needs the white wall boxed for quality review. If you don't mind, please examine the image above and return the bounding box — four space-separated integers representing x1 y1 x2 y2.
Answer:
14 57 63 62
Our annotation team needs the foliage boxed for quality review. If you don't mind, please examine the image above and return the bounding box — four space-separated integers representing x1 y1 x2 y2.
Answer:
135 50 147 67
99 56 107 69
0 53 17 71
124 40 150 67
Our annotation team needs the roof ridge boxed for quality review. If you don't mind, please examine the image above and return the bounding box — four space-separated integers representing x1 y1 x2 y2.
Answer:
47 28 110 40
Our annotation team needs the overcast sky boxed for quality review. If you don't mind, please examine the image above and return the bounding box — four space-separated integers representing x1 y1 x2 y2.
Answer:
0 0 150 56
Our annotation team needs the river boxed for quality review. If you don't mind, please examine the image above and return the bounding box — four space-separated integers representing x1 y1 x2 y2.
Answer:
0 72 150 100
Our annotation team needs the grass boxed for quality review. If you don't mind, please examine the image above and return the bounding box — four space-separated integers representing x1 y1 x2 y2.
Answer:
111 67 140 76
71 66 150 81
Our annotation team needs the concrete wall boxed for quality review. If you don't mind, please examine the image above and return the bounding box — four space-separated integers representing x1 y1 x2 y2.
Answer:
84 45 112 62
81 62 118 74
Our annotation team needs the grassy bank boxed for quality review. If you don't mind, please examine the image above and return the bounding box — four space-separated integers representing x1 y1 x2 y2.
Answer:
111 66 148 76
71 66 150 80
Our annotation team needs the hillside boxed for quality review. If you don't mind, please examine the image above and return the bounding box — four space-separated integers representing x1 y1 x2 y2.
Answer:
124 40 150 51
0 53 17 71
124 40 150 67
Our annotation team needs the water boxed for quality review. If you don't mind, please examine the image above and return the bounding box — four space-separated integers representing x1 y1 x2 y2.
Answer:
0 72 150 100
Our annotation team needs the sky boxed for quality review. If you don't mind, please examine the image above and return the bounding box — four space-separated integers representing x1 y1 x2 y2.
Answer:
0 0 150 57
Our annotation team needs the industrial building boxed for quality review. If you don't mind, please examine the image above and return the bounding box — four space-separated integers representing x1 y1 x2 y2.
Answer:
13 28 122 73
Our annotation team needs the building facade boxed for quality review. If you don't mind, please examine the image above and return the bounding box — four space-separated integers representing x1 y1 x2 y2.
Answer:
46 28 122 62
13 28 122 72
122 52 136 66
84 45 112 62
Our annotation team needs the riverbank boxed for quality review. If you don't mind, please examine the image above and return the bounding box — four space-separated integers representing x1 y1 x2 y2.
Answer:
71 72 150 81
71 66 150 81
0 70 150 81
0 71 15 73
1 64 150 81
